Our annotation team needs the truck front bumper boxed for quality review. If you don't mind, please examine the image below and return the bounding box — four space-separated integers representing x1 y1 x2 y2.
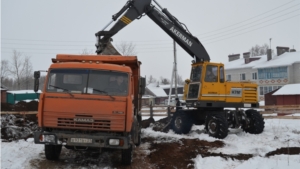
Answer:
34 131 131 149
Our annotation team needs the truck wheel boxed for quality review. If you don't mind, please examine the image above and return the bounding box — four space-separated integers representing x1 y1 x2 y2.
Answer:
135 132 141 146
242 109 265 134
45 145 62 160
205 113 228 139
171 110 193 134
121 145 133 165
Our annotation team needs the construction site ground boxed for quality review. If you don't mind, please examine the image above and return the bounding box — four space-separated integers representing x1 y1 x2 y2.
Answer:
1 102 300 168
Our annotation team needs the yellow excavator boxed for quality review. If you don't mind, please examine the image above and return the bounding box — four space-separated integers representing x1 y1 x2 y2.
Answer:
95 0 264 139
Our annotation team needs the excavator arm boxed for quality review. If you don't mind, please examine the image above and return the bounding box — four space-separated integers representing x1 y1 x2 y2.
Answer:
95 0 210 62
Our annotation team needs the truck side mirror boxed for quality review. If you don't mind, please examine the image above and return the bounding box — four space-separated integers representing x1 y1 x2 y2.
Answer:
34 71 40 92
139 77 146 95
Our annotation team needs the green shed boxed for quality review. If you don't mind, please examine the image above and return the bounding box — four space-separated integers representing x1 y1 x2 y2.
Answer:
6 90 41 104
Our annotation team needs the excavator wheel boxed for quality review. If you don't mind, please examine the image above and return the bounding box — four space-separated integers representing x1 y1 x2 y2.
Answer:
171 110 193 134
242 109 265 134
205 113 228 139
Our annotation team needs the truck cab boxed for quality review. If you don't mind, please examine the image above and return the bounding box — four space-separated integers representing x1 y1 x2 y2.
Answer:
34 54 145 165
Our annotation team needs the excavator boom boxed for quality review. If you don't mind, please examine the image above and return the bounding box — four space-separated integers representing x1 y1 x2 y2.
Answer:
95 0 210 62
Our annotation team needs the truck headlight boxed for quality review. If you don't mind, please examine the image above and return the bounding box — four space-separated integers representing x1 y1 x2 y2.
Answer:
108 139 124 146
40 134 56 143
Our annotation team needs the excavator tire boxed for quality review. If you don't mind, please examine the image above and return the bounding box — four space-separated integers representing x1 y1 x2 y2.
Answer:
171 110 193 134
242 109 265 134
205 113 228 139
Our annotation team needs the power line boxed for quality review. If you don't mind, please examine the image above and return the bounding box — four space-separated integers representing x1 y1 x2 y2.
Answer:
201 9 300 42
196 0 297 36
204 14 300 44
199 6 300 39
1 1 299 49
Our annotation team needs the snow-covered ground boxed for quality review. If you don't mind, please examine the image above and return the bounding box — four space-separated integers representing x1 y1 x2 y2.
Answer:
1 118 300 169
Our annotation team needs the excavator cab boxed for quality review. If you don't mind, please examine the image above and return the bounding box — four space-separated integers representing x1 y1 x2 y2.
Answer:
184 62 224 101
184 62 259 109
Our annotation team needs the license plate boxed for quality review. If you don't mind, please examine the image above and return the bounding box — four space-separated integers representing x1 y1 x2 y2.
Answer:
70 138 93 143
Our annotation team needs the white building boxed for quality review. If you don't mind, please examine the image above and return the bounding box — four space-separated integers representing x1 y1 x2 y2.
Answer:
224 48 300 101
143 82 184 105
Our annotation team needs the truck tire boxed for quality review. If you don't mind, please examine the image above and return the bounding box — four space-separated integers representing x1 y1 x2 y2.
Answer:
135 132 141 146
205 113 228 139
121 145 133 165
242 109 265 134
45 145 62 160
171 110 193 134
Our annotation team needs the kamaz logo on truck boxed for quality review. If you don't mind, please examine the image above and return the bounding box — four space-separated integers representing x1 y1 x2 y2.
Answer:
170 26 193 47
74 118 94 123
230 88 242 96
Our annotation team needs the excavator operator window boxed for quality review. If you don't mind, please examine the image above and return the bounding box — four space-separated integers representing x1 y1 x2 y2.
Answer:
220 66 224 83
205 65 218 82
190 65 202 82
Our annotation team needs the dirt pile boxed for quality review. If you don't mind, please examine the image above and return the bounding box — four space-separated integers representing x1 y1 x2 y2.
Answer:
1 114 39 142
1 101 39 111
142 117 171 132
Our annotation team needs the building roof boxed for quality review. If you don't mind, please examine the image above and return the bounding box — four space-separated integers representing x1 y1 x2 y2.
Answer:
146 83 168 97
146 83 184 97
7 90 42 94
273 83 300 95
1 85 8 91
225 55 268 70
224 51 300 70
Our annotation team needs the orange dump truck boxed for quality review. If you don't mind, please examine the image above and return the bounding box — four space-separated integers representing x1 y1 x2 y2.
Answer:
33 54 145 165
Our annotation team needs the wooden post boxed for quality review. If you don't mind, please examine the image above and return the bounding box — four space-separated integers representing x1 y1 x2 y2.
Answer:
167 106 171 120
150 101 153 118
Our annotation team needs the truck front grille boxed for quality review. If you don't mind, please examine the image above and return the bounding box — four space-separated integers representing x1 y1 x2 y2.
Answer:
57 118 111 130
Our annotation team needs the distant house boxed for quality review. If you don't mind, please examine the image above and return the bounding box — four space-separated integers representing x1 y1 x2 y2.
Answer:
224 47 300 101
6 90 42 104
1 86 8 103
144 82 184 105
264 83 300 105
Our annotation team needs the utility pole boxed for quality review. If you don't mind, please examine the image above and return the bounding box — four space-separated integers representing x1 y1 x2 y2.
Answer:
167 40 178 106
173 40 178 98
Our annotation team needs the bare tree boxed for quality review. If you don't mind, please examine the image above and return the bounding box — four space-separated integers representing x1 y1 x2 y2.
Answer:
1 60 10 85
116 41 137 56
147 75 157 85
81 48 94 55
177 74 185 85
160 77 170 85
39 75 47 91
249 43 274 57
9 50 33 90
23 56 33 89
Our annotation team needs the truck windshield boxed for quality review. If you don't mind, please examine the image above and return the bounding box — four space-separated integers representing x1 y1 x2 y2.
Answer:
46 69 129 96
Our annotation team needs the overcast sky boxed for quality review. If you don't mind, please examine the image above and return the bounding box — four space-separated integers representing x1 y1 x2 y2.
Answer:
1 0 300 81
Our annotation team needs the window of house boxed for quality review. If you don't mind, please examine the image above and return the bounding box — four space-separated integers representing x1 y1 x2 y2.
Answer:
226 74 231 81
264 86 268 94
259 86 263 96
240 73 246 81
268 86 273 93
252 72 257 80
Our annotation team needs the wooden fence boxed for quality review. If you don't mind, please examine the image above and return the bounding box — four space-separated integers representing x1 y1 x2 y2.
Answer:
141 104 300 120
1 105 300 119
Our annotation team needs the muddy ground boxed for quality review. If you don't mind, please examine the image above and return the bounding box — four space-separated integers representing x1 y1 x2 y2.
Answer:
1 113 300 168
